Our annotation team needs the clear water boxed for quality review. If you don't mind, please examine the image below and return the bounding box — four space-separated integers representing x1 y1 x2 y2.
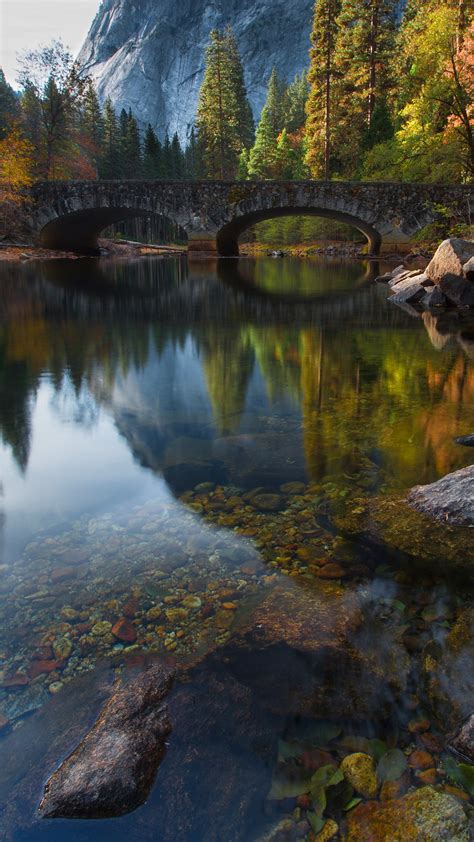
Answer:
0 255 473 841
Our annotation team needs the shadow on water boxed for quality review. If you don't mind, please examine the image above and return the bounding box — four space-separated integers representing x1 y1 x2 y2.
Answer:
0 255 473 840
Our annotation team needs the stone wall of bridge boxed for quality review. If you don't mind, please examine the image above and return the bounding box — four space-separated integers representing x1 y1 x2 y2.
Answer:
24 180 473 256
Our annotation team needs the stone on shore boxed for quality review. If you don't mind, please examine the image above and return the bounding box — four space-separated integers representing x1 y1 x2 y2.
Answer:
38 664 174 819
439 273 474 307
426 238 474 284
408 465 474 526
343 786 469 842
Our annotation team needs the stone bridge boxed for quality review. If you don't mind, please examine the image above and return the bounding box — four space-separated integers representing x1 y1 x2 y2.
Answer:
27 180 473 256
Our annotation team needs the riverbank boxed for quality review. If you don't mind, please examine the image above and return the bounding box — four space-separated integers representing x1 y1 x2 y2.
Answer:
0 239 186 263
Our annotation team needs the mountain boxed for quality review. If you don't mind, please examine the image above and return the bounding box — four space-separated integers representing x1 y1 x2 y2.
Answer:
78 0 314 143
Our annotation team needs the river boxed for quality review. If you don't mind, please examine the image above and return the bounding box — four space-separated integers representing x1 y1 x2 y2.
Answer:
0 255 473 841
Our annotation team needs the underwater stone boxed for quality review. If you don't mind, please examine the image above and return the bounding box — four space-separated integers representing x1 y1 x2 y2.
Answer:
39 664 174 819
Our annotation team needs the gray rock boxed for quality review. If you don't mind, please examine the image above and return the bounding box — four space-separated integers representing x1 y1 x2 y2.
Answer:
389 271 424 289
422 285 448 308
78 0 314 141
439 273 474 307
390 281 425 305
448 714 474 763
463 256 474 280
39 664 174 819
426 238 474 284
408 464 474 526
455 434 474 447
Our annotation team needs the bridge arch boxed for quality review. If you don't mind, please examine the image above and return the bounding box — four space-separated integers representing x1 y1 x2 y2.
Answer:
215 206 382 257
35 191 188 254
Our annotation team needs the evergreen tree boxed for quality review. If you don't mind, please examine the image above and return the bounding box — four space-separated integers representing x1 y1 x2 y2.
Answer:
237 148 250 180
161 133 172 178
196 27 253 178
184 127 200 178
225 26 255 150
170 132 185 178
305 0 341 178
248 68 286 178
142 123 162 178
284 72 309 134
80 79 103 173
332 0 398 174
0 69 19 137
99 98 120 178
119 109 142 177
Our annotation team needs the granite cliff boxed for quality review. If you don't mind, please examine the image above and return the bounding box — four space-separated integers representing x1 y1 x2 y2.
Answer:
78 0 314 143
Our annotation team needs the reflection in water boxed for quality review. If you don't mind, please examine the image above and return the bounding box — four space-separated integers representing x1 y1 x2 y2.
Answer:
0 256 473 841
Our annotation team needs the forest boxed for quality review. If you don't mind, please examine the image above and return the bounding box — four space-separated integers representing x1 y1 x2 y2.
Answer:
0 0 472 202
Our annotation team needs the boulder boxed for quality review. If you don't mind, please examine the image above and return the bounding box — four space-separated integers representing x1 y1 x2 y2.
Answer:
38 664 174 819
343 786 469 842
408 464 474 526
388 270 422 289
439 273 474 307
422 285 448 309
390 281 425 305
426 238 474 284
448 714 474 763
423 605 474 728
222 581 409 719
463 256 474 280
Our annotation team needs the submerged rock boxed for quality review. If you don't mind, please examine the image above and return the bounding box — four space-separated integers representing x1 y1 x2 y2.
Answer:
222 582 409 719
39 664 174 819
408 465 474 526
343 786 469 842
340 752 378 799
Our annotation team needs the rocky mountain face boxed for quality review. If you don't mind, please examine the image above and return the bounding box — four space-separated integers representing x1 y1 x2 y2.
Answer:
78 0 314 143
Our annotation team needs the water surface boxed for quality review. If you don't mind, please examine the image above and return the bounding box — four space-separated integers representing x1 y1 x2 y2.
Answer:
0 255 473 841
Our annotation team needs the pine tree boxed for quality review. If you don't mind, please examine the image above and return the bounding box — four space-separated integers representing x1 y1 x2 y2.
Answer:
99 98 120 178
80 79 103 174
120 109 142 178
284 72 309 134
196 28 253 178
248 68 286 178
237 148 250 180
225 27 255 150
305 0 341 178
142 123 162 178
0 69 19 137
332 0 398 173
170 132 184 179
184 127 200 178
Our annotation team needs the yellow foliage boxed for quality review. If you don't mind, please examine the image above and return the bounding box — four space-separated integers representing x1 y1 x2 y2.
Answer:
0 124 34 203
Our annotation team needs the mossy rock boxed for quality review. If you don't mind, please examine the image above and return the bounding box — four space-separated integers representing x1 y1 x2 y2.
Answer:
332 493 474 580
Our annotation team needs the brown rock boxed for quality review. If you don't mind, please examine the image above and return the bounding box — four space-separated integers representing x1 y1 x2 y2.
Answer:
39 664 174 819
111 618 137 644
316 562 345 579
123 598 140 619
223 582 409 719
379 775 408 801
408 749 433 769
0 714 10 732
29 660 65 680
417 768 437 785
1 672 29 687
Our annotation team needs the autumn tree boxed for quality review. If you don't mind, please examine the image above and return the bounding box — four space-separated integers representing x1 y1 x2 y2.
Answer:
17 40 89 178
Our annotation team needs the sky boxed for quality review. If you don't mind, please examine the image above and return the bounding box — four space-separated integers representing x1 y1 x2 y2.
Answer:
1 0 101 86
